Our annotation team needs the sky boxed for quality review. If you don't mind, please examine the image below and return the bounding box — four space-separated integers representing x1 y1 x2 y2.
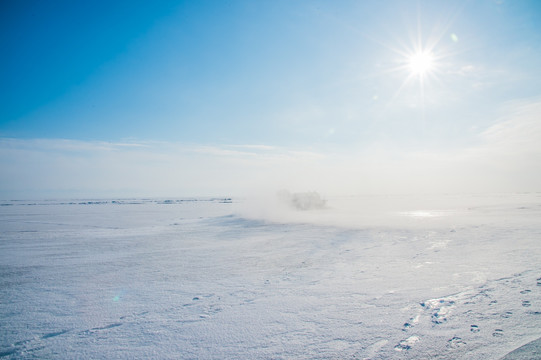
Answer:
1 0 541 198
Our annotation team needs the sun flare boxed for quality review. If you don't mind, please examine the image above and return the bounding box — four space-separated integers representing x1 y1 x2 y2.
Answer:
408 51 434 76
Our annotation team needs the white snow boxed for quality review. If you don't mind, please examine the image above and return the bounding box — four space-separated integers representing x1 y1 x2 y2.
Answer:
1 194 540 359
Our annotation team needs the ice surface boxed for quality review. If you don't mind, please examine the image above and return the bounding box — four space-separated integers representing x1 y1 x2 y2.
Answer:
1 194 540 359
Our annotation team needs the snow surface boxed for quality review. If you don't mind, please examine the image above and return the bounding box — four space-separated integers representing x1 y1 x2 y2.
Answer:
1 194 541 359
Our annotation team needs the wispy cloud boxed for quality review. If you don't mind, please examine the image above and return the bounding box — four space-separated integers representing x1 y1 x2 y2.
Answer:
228 144 276 151
1 98 540 199
0 138 329 198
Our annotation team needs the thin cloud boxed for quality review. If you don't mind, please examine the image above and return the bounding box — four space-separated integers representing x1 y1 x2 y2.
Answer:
1 98 540 199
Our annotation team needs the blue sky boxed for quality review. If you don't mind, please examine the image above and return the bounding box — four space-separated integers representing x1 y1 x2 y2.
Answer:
1 0 541 198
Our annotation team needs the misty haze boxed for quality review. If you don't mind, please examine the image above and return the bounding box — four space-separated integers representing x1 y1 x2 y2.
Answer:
1 1 541 359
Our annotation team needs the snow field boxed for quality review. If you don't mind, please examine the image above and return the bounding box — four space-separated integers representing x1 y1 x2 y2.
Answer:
1 194 540 359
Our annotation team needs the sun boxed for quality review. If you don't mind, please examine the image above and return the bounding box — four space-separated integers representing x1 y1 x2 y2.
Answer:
408 50 434 76
378 22 450 109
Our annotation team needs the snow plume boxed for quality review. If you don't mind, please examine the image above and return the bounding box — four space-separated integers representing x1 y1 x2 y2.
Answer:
236 191 541 230
277 190 327 211
234 190 326 225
